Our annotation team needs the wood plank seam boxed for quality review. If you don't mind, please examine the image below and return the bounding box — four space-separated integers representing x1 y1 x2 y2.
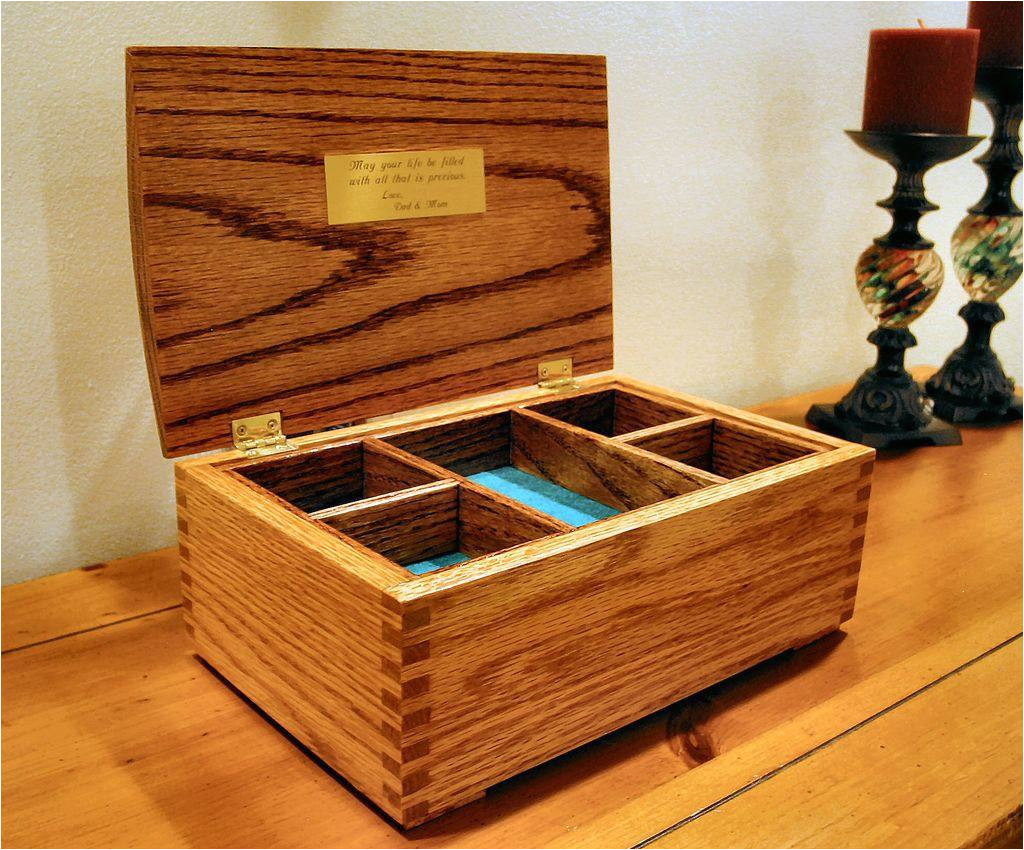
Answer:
632 632 1024 849
0 604 183 656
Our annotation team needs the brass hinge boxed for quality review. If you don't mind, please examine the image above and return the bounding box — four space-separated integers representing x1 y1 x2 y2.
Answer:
537 357 579 392
231 412 293 457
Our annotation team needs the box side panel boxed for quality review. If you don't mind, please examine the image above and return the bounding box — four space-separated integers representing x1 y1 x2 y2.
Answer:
175 464 404 821
396 451 873 821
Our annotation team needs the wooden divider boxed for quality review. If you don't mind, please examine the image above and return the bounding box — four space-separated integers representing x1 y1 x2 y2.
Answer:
616 416 819 479
363 443 443 497
711 419 819 478
233 440 444 514
511 409 724 508
526 387 705 437
459 486 566 558
380 411 510 476
232 391 821 573
313 479 564 571
233 439 364 512
311 481 459 565
365 438 572 537
615 416 716 467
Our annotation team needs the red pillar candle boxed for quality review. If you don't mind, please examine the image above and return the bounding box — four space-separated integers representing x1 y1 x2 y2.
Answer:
862 28 980 134
968 1 1023 66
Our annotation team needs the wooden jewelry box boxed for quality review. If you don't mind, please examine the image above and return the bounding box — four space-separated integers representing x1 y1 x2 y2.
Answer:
126 46 875 828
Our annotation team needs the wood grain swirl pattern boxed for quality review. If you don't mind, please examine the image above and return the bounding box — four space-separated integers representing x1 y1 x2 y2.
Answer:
126 47 613 456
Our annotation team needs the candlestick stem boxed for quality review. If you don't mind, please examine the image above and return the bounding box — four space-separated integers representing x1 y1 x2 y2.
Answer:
878 167 937 249
809 130 981 448
970 72 1022 217
926 66 1023 423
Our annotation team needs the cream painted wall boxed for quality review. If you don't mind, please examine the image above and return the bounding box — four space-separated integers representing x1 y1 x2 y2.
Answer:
2 1 1020 585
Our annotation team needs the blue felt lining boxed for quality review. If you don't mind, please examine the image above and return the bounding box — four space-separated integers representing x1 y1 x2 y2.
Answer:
404 551 470 575
467 466 620 528
402 467 619 576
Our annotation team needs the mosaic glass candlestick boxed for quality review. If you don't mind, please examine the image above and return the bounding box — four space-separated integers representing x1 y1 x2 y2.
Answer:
926 66 1023 423
808 130 982 448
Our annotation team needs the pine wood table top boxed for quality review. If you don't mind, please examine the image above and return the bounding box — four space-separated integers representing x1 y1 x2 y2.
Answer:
3 371 1021 849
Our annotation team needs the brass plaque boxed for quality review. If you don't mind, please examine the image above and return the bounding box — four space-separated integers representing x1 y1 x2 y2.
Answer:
324 148 486 225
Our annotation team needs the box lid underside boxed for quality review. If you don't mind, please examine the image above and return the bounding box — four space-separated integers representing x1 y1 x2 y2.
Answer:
126 46 613 457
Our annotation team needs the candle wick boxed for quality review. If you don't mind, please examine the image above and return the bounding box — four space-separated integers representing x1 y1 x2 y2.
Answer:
917 18 926 28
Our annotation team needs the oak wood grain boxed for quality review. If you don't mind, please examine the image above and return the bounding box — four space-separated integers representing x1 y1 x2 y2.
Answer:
236 439 446 512
365 437 573 539
645 639 1023 849
1 373 1019 847
169 372 867 825
616 416 715 467
0 546 180 653
311 479 559 568
527 388 703 436
381 410 511 476
555 607 1022 849
387 444 868 821
619 417 817 479
312 480 459 565
711 419 818 479
126 47 613 457
458 485 564 558
511 408 722 508
363 442 446 498
234 439 364 511
175 460 408 821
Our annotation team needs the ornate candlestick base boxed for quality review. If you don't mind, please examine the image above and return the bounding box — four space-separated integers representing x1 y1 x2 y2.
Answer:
809 328 961 447
926 301 1023 422
808 130 981 450
926 66 1022 424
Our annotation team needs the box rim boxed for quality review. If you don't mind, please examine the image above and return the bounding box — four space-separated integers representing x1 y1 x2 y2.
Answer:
182 373 871 602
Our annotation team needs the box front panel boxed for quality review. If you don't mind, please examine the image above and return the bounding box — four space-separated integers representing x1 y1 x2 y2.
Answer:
395 450 871 817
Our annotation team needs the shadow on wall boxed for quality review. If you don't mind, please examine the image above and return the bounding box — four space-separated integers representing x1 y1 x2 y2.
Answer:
744 53 868 405
26 5 339 579
746 50 800 406
38 81 175 573
271 2 335 45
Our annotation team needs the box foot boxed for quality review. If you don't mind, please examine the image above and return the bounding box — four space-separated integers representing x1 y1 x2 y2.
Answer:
401 788 486 829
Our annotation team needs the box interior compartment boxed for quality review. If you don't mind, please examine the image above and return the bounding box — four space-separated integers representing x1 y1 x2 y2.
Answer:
618 416 819 478
233 440 443 513
227 396 817 580
381 408 719 526
526 388 703 436
311 480 561 575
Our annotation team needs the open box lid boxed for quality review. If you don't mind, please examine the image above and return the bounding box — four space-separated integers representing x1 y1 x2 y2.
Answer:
126 46 613 457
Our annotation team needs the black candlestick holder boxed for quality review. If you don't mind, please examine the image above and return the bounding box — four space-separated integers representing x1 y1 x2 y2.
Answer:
926 66 1023 423
808 130 982 448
